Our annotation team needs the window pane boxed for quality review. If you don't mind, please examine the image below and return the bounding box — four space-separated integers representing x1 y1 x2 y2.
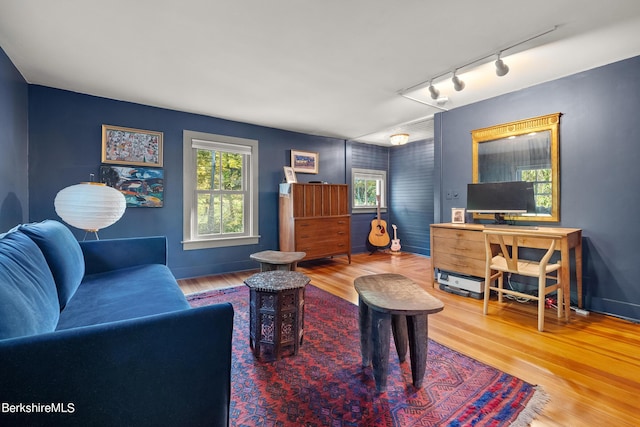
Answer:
353 179 366 207
196 149 220 190
221 152 243 191
197 194 220 234
222 194 244 233
365 180 378 206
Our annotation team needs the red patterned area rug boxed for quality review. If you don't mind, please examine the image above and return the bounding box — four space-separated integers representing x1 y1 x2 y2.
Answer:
188 285 547 427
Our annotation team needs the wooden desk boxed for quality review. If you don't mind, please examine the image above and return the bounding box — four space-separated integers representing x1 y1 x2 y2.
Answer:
430 223 583 312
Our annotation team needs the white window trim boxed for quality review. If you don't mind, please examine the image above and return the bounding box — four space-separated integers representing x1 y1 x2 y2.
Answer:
351 168 387 214
183 130 260 250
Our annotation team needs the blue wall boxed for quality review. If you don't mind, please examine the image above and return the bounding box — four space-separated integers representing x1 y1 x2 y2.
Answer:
0 47 28 231
27 86 348 279
434 55 640 321
390 139 434 255
348 141 390 254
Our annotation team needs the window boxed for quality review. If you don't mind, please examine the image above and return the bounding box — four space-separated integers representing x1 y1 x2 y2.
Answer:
183 130 259 250
519 166 552 215
352 168 387 213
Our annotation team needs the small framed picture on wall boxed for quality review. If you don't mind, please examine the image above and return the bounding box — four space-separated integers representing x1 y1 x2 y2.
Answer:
291 149 319 174
452 208 465 224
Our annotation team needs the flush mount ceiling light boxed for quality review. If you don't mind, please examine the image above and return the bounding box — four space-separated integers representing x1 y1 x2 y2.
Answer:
389 133 409 145
495 53 510 77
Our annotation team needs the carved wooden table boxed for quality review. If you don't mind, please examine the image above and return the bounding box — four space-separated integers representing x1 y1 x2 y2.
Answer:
244 270 310 361
354 273 444 392
250 250 306 271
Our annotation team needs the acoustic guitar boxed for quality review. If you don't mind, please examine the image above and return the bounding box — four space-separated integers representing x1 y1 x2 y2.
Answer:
368 195 390 248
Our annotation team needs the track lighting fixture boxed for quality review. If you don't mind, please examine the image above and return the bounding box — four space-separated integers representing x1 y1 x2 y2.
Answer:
428 81 440 100
495 54 509 77
451 71 465 91
397 26 558 105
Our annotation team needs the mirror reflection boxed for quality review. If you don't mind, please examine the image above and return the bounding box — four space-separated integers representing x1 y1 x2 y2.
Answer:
471 113 561 222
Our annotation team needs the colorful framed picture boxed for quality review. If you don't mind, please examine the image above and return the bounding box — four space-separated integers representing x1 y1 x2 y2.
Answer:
283 166 297 183
100 165 164 208
291 149 319 174
452 207 466 224
102 124 163 167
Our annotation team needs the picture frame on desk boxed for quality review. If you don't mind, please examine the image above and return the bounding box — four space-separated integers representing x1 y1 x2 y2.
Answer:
283 166 297 183
452 208 465 224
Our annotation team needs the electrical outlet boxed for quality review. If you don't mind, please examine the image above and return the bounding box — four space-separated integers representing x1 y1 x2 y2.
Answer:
445 190 452 200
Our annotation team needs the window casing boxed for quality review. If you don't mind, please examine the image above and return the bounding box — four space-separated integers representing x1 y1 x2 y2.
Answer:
352 168 387 213
183 130 259 250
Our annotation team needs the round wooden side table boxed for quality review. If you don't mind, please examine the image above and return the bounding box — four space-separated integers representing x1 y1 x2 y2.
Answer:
250 250 306 271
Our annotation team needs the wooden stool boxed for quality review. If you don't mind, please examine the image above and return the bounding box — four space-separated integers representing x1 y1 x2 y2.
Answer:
244 270 310 361
250 250 306 271
354 273 444 392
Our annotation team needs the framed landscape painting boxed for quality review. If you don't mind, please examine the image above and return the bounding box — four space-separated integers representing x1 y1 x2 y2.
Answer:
100 165 164 208
291 149 319 174
102 124 163 167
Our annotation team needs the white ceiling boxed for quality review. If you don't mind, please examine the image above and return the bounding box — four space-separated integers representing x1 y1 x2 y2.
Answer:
1 1 639 145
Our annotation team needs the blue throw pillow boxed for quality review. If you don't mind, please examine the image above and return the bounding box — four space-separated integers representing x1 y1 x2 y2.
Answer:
19 220 85 309
0 230 60 339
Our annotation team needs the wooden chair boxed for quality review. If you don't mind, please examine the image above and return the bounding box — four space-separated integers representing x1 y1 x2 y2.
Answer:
483 229 564 332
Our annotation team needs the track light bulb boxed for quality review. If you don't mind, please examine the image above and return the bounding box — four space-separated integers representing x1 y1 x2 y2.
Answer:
452 73 465 91
428 84 440 100
495 57 509 77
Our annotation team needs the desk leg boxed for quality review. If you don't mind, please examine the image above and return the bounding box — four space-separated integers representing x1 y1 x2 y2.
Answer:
358 297 372 367
560 240 570 321
407 314 428 388
371 310 391 392
575 243 583 309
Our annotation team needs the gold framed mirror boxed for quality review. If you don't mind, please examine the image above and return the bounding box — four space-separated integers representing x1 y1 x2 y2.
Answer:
471 112 561 222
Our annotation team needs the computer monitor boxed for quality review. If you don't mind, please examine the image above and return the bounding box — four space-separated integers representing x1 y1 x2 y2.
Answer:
466 181 535 223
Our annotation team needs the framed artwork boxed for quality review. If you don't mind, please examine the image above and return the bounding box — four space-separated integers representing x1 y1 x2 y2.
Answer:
100 165 164 208
283 166 297 183
102 124 163 167
291 149 319 174
452 207 466 224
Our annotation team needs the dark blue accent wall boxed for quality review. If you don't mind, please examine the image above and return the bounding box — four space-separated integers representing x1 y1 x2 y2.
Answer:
27 86 346 279
0 47 28 230
434 55 640 321
389 140 434 256
348 141 390 253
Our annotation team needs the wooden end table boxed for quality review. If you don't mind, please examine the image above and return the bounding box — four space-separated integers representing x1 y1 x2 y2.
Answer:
244 270 310 361
250 250 306 272
354 273 444 392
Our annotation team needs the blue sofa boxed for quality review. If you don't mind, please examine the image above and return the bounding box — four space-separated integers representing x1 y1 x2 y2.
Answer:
0 220 234 427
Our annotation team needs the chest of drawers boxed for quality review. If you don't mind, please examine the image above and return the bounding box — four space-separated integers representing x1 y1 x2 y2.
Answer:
279 183 351 263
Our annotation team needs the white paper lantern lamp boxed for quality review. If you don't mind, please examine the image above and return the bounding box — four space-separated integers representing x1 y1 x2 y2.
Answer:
54 182 126 239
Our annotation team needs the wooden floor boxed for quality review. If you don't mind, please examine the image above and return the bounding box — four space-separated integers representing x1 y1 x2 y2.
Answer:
178 252 640 427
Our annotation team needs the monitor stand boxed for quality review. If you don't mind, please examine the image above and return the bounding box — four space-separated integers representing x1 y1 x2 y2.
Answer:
494 213 508 224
